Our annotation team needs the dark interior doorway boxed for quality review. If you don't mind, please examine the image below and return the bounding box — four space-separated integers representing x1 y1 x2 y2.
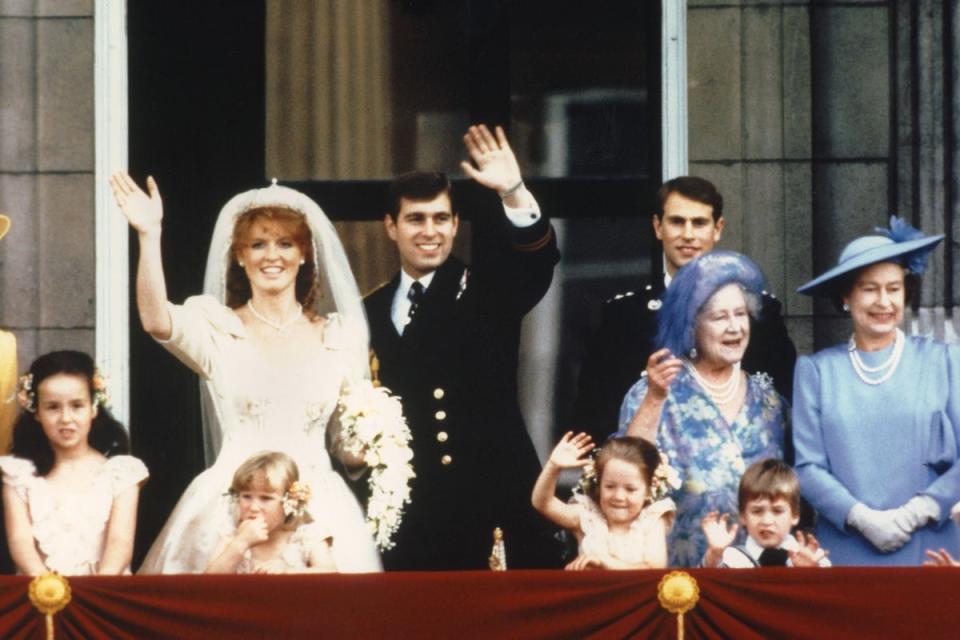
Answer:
126 0 662 568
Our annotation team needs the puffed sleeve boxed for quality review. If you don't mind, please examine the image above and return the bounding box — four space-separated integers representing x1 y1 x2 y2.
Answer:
321 312 369 384
641 498 676 533
102 455 149 495
792 356 859 529
158 295 245 379
570 493 607 541
0 455 37 502
616 377 650 438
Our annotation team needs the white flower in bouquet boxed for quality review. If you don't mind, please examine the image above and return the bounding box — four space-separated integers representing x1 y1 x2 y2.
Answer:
338 381 415 550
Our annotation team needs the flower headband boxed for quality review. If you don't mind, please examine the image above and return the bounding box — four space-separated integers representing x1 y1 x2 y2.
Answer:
282 481 312 519
575 452 681 503
17 368 110 413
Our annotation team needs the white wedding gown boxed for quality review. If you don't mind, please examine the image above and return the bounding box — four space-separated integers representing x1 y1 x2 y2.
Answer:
138 295 382 573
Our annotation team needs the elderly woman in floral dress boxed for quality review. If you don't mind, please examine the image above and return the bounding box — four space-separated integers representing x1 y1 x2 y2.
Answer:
616 251 786 567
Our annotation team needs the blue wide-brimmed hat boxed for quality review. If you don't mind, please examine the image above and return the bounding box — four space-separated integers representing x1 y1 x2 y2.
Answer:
656 250 767 358
797 216 943 297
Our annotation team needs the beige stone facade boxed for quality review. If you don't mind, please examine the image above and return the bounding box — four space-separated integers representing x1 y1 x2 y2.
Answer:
0 0 95 374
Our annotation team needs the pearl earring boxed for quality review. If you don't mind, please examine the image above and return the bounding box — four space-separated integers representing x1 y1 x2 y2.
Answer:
239 261 245 267
689 347 698 359
300 259 306 265
843 303 849 312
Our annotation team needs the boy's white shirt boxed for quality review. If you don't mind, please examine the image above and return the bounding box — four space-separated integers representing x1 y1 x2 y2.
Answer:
718 533 832 568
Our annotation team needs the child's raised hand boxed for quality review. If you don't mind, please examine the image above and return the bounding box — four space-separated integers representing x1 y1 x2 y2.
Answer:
109 172 163 236
701 511 739 551
923 547 960 567
235 516 270 548
789 530 828 567
547 432 594 470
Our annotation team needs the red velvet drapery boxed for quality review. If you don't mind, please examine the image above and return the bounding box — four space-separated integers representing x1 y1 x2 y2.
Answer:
2 568 958 639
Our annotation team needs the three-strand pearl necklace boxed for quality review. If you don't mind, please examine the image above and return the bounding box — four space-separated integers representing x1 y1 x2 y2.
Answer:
247 300 303 336
847 328 904 385
684 360 742 405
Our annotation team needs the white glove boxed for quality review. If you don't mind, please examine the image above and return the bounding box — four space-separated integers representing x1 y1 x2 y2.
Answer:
846 503 911 553
891 495 940 534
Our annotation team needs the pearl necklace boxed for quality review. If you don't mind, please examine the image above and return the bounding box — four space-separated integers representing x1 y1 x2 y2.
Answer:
684 360 741 405
847 328 904 385
247 300 302 336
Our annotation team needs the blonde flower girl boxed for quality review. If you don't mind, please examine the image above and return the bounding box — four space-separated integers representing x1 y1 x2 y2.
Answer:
206 451 338 574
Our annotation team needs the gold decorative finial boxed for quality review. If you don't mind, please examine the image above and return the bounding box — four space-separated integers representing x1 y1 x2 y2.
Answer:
657 571 699 640
488 527 506 571
29 573 71 640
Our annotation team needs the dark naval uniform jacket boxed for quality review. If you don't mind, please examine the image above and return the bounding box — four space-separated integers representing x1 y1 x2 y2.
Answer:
573 276 797 454
365 216 560 570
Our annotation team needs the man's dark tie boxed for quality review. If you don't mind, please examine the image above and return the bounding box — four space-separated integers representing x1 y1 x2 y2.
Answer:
757 548 789 567
404 281 425 330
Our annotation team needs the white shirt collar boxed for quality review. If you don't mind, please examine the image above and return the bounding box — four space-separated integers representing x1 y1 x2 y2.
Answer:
743 533 798 562
399 269 436 296
662 255 672 288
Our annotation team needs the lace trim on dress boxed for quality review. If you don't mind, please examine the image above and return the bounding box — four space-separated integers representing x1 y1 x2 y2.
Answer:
0 454 148 575
572 493 676 565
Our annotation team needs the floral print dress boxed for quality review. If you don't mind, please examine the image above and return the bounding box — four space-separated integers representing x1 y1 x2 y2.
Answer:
618 368 785 567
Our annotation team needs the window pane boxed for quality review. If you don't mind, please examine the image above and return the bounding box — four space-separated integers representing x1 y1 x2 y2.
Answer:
265 0 657 181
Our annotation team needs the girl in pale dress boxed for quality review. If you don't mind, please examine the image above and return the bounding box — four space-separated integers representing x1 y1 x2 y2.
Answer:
207 451 337 574
110 173 381 573
1 351 148 575
532 433 675 569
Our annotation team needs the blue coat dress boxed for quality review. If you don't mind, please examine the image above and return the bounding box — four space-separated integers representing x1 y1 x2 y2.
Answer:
792 335 960 565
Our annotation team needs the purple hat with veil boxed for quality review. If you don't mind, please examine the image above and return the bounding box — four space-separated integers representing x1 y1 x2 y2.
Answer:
655 250 767 358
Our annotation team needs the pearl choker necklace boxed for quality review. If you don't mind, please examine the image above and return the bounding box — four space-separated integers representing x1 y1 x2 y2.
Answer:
684 360 742 405
847 328 904 385
247 300 303 336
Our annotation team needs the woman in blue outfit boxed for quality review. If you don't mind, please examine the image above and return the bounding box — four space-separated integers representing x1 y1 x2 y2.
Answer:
793 217 960 565
618 251 786 567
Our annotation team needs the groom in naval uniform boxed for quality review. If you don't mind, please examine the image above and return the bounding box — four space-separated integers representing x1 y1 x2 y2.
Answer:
573 176 797 450
365 125 560 570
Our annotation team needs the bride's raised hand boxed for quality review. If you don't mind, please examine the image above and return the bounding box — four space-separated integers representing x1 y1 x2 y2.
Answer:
109 172 163 236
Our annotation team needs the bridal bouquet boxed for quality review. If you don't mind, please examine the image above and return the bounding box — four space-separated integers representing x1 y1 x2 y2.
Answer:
338 381 415 550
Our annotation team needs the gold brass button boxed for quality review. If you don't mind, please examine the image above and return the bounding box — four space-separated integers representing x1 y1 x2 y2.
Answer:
433 388 445 400
435 410 447 421
436 431 448 443
441 454 452 466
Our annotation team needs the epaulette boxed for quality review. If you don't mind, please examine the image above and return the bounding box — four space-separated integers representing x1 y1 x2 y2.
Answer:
363 280 393 297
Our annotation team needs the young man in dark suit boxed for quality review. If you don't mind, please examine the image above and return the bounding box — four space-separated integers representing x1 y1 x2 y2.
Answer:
573 176 797 448
365 125 560 570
